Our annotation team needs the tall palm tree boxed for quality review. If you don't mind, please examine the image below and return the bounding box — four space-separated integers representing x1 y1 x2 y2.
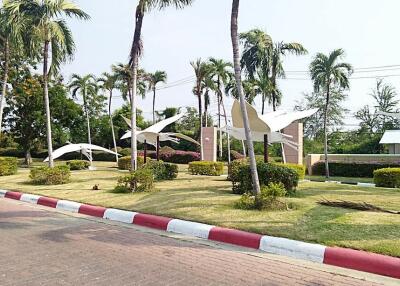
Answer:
208 58 233 159
269 41 307 111
231 0 260 195
147 70 167 124
113 63 147 104
310 49 353 178
98 72 119 163
191 58 211 160
69 74 97 160
128 0 193 171
5 0 90 168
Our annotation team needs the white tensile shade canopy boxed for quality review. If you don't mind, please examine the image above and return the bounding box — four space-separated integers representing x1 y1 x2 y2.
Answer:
44 143 120 162
121 113 200 147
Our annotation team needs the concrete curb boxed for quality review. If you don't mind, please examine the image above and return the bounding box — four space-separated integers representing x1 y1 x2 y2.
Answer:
1 190 399 279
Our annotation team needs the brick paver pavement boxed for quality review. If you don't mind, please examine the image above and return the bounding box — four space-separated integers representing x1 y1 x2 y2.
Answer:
0 199 390 286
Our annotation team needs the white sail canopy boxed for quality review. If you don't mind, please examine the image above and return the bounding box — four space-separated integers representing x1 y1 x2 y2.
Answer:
44 143 120 162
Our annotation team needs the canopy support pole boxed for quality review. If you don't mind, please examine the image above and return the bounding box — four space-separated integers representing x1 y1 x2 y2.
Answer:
264 134 269 163
156 136 160 161
144 140 147 164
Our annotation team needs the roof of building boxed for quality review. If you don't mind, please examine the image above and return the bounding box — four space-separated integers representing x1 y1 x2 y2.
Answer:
380 130 400 144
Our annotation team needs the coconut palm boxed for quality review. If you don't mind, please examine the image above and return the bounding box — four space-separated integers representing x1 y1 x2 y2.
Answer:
98 72 119 163
208 58 233 159
269 41 307 111
112 63 146 104
147 70 167 124
310 49 353 178
230 0 260 195
69 74 97 162
128 0 193 171
4 0 90 167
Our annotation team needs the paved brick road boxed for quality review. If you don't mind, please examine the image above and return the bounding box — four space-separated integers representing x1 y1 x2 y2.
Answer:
0 199 391 286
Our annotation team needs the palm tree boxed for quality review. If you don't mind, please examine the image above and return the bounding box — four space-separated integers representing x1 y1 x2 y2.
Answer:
230 0 260 195
69 74 97 163
113 63 147 104
269 41 307 111
98 72 119 163
191 58 211 160
5 0 90 168
128 0 193 171
147 70 167 124
310 49 353 178
209 58 233 160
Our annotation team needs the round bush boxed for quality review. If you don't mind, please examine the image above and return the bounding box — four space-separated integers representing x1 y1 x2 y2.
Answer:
30 165 71 185
117 156 145 170
188 161 224 176
143 160 178 181
66 160 90 170
374 168 400 188
276 163 306 180
0 157 18 176
114 168 154 193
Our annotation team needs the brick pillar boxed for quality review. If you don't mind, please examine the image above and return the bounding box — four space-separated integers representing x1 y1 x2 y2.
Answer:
283 122 303 165
202 127 217 162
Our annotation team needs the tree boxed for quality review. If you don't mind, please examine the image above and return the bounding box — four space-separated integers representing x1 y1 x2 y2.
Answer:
147 70 167 124
5 0 90 167
128 0 193 171
208 58 233 159
231 0 260 195
112 63 146 104
98 72 119 161
309 49 353 178
191 58 211 160
69 74 97 152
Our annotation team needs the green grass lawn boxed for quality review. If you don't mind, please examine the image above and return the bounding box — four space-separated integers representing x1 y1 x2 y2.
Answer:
1 161 399 257
305 175 374 184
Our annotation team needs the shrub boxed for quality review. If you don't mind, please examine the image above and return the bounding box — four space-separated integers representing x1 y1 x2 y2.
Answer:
188 161 224 176
0 148 25 158
235 183 287 210
0 157 18 176
66 160 90 170
276 163 306 180
30 165 71 185
312 161 400 178
159 150 200 164
114 168 154 193
117 156 145 170
231 161 299 195
143 160 178 180
373 168 400 188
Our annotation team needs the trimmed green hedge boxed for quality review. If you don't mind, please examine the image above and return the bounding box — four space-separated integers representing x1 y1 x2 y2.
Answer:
143 160 178 181
230 161 299 195
117 156 146 170
312 161 400 178
0 157 18 176
188 161 224 176
30 165 71 185
66 160 90 170
114 169 154 193
374 168 400 188
276 163 306 180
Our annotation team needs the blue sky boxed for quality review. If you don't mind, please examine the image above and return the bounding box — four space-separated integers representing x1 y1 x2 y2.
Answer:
61 0 400 127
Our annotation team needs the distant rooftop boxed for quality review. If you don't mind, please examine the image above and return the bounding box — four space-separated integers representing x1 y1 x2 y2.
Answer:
380 130 400 144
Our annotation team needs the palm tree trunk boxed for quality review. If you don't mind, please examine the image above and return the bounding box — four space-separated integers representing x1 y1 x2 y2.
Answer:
324 83 330 178
261 94 265 115
231 0 260 195
83 87 93 166
130 2 144 172
43 40 54 168
152 87 156 124
221 96 231 163
218 89 222 158
0 39 9 135
198 89 203 160
109 90 118 163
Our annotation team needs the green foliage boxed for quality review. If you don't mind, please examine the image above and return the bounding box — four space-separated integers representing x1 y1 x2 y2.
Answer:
276 163 305 180
235 183 287 210
188 161 224 176
0 157 18 176
312 161 400 178
117 156 145 170
143 160 178 181
66 160 90 170
30 166 71 185
231 161 299 195
374 168 400 188
114 169 154 193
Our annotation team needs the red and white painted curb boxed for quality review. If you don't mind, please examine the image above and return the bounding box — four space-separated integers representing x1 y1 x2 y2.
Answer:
1 189 399 279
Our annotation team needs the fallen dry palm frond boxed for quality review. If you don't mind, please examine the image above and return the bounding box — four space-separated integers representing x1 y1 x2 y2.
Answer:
318 199 400 214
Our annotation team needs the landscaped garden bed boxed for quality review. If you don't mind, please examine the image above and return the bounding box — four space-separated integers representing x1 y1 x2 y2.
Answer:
0 162 399 258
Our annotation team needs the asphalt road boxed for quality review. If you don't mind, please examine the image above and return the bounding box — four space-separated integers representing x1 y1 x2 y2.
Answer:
0 198 394 286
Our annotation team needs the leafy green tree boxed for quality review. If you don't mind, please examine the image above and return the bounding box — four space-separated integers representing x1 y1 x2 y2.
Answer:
147 70 167 124
128 0 193 171
112 63 146 104
231 0 260 195
4 0 90 167
309 49 353 178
